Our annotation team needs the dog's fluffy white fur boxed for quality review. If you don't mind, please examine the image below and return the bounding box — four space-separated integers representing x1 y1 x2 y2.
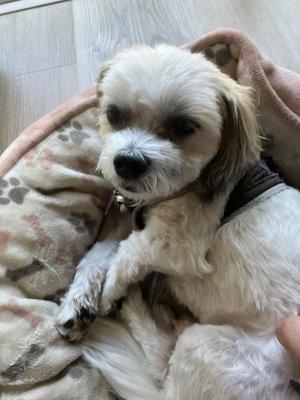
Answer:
56 45 300 399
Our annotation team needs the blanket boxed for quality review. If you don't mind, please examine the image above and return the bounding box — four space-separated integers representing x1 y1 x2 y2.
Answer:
0 29 299 399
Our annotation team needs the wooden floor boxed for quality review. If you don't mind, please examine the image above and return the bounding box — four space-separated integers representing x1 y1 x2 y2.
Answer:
0 0 299 153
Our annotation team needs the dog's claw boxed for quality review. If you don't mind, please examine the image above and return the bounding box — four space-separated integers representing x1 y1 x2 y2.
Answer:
63 319 75 329
60 333 70 341
56 302 97 341
79 307 96 322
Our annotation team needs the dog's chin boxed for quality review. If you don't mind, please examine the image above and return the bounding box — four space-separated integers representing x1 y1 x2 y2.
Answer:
115 175 188 205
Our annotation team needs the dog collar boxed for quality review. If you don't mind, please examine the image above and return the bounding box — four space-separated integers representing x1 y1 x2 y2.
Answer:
113 158 288 231
114 178 196 230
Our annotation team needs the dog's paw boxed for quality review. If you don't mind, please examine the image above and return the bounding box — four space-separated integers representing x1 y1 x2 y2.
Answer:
56 299 96 341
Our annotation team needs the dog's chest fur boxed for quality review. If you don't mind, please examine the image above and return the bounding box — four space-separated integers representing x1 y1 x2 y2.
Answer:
145 189 300 332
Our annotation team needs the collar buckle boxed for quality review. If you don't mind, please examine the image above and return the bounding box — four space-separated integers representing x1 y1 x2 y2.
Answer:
113 190 133 214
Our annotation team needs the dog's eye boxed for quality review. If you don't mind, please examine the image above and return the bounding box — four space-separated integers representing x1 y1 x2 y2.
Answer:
166 116 200 137
173 118 196 134
106 105 123 125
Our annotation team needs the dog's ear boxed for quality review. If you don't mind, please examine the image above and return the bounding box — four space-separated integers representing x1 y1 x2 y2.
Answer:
200 84 261 203
96 59 113 99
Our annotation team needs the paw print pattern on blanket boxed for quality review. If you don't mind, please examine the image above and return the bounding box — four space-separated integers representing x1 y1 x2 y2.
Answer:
0 177 29 205
6 257 47 281
57 120 91 145
203 42 238 80
205 43 233 66
67 211 97 235
0 343 45 380
0 105 108 396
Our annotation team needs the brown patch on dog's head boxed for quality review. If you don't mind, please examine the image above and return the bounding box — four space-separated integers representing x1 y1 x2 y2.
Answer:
96 60 113 99
199 84 261 202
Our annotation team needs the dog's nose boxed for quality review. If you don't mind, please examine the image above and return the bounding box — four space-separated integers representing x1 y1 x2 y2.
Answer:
113 153 151 180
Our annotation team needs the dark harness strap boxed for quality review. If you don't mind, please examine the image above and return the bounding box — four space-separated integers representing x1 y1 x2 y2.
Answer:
290 380 300 395
222 158 287 224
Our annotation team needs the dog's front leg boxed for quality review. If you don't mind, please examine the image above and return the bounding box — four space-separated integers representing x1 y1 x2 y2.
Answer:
56 207 130 340
100 228 164 314
56 239 119 340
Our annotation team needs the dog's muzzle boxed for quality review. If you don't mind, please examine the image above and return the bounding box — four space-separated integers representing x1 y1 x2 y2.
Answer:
113 150 151 180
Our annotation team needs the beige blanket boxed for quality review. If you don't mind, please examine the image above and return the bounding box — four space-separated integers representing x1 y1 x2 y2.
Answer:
0 29 299 399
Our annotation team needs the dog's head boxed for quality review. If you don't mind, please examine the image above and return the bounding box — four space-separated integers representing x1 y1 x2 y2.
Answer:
97 45 260 204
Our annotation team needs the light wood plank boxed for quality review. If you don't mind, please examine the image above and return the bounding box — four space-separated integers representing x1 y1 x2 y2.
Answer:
13 0 76 75
73 0 190 88
0 0 68 16
0 1 77 152
1 63 78 151
73 0 300 90
174 0 300 73
0 11 16 152
0 10 15 72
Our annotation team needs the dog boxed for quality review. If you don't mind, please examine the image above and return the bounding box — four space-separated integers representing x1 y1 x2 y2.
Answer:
57 45 300 399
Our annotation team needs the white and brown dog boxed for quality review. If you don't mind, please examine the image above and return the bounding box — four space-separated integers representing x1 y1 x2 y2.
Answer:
56 45 300 399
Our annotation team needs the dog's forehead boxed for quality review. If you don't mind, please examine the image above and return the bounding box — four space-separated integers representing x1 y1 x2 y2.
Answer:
103 46 219 112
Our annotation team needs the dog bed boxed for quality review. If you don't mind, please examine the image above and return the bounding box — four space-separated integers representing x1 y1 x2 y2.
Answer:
0 29 299 400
